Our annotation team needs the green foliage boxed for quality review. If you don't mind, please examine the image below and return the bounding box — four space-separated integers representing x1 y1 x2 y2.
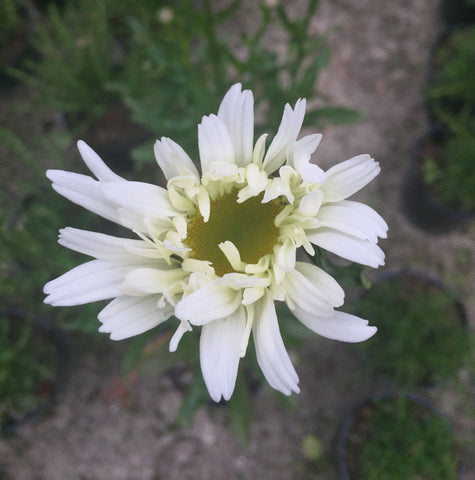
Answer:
175 359 255 443
0 316 53 433
0 126 100 335
441 118 475 211
352 396 459 480
115 0 354 163
424 26 475 212
306 106 362 126
312 247 371 289
352 275 471 388
10 0 119 128
175 340 209 426
0 190 101 333
124 327 211 428
176 371 210 425
227 371 253 444
422 155 441 185
0 125 36 171
12 0 357 164
429 27 475 122
3 0 363 431
0 0 23 46
422 115 475 212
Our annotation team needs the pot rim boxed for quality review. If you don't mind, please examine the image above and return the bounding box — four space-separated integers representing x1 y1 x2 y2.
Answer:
401 127 475 232
368 268 468 327
337 391 457 480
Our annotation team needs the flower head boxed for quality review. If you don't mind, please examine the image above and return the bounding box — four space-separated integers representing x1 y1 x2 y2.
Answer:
44 84 387 401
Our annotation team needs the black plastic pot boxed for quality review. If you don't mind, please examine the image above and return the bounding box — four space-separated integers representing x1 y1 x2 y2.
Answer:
337 392 461 480
401 128 475 233
353 269 469 388
425 26 475 127
440 0 475 27
371 268 467 326
0 309 68 435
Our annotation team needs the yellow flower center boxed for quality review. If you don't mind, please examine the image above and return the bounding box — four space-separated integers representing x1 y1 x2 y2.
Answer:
186 190 284 276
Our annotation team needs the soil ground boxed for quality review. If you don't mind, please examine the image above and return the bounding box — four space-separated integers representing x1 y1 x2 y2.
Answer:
1 0 474 479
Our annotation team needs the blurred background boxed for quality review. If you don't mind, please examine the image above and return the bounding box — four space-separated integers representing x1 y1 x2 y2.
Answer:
0 0 473 478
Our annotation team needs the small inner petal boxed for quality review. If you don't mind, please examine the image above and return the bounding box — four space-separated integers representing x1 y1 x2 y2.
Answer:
185 190 285 276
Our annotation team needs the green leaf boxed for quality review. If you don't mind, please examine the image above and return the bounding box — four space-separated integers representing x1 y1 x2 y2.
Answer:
121 328 159 377
360 270 372 290
311 248 368 288
176 370 209 426
306 106 362 126
0 126 36 171
131 139 156 169
227 371 252 444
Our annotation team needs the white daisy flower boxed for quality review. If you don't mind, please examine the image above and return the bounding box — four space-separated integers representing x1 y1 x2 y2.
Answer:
44 83 388 402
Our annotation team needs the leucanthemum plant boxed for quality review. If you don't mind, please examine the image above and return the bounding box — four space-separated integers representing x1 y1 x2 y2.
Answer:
44 84 388 402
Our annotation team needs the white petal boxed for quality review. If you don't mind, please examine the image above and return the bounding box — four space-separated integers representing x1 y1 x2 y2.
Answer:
272 262 286 285
292 308 377 343
282 269 334 316
246 163 267 188
217 273 269 289
262 98 306 174
252 133 268 166
204 161 238 178
295 261 344 307
217 83 254 167
252 293 300 395
116 208 160 233
200 307 246 402
237 164 268 203
321 154 380 202
154 137 199 180
124 239 169 259
298 190 324 217
98 295 172 340
242 287 265 305
77 140 123 182
58 227 159 262
316 200 388 241
240 305 254 357
163 233 190 254
122 267 186 295
168 186 195 212
277 238 296 271
181 258 213 274
292 134 326 184
198 114 235 173
263 177 294 204
101 181 176 218
307 228 385 268
175 284 242 326
218 241 245 272
169 320 193 352
47 170 120 223
197 187 210 222
172 215 188 238
44 260 131 306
